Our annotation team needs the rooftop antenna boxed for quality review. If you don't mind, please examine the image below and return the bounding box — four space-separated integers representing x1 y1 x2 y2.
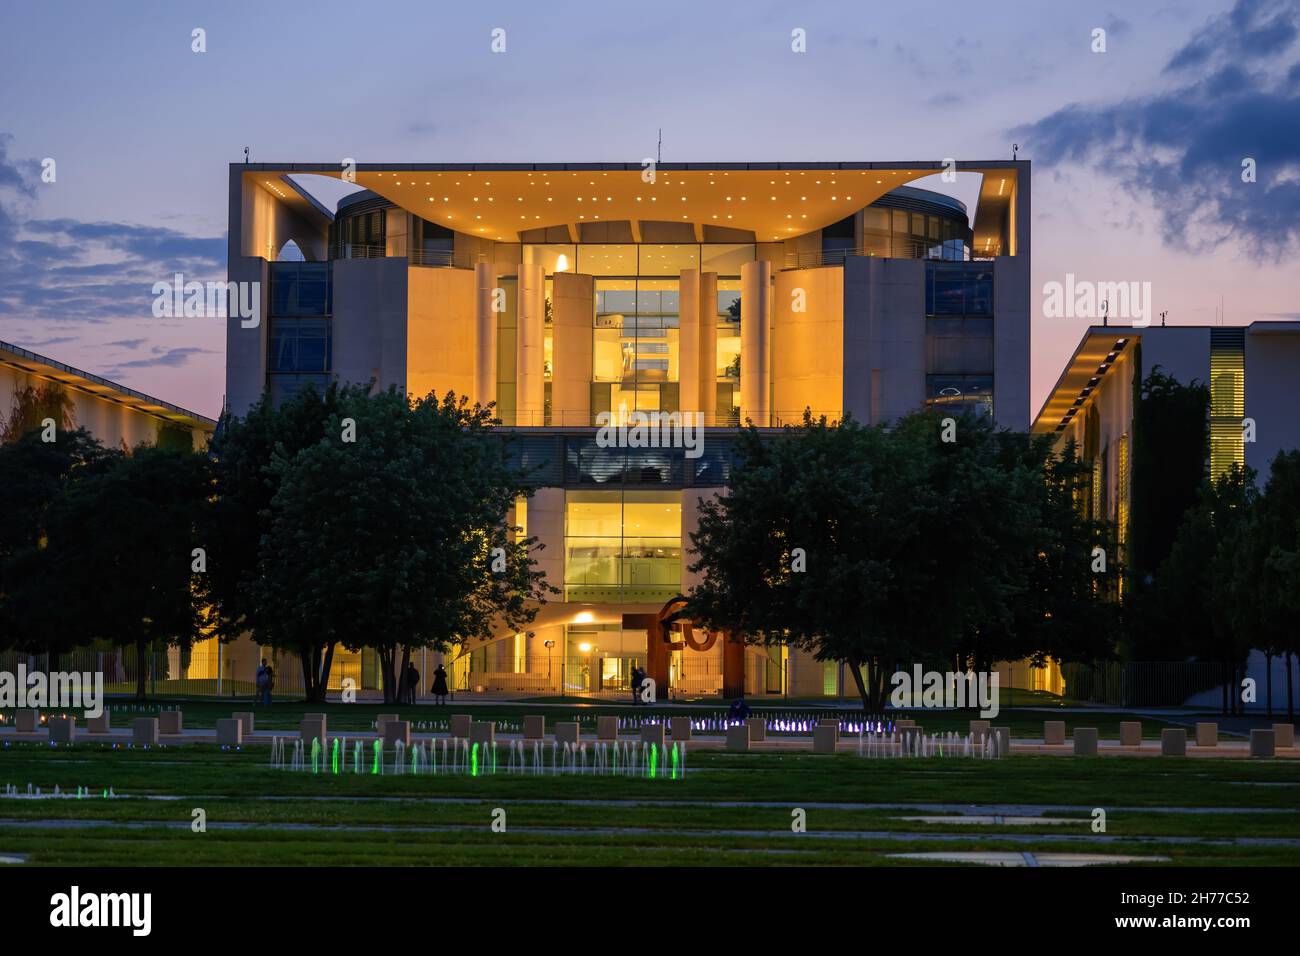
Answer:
657 128 662 164
243 146 249 164
1012 143 1019 161
1159 310 1168 327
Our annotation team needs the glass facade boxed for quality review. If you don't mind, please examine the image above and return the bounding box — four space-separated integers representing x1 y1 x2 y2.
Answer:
924 262 994 419
267 262 333 406
564 489 681 603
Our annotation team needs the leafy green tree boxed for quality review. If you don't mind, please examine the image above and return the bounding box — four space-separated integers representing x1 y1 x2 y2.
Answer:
251 385 553 703
0 427 116 656
203 383 344 694
41 445 211 699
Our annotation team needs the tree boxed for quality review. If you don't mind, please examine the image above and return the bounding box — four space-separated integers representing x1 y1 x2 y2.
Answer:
203 383 344 698
250 385 554 703
0 427 116 657
687 409 1066 711
41 445 210 699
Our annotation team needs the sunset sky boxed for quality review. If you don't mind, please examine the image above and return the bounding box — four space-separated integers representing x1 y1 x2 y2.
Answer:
1 0 1296 421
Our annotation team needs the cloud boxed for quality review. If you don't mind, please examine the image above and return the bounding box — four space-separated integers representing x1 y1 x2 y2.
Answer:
1015 0 1300 260
102 346 215 373
106 338 147 350
0 136 224 328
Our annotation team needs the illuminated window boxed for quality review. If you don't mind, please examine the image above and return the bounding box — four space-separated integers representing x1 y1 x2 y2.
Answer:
1209 329 1245 480
564 490 681 603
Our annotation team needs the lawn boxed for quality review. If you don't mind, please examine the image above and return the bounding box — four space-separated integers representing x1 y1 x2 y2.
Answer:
1 741 1298 866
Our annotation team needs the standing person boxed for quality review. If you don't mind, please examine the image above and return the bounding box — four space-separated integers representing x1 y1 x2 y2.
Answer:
630 666 643 706
254 660 268 706
431 664 449 705
262 661 275 707
405 662 420 705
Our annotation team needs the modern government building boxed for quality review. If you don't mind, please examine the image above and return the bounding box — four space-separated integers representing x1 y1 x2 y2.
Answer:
218 159 1032 699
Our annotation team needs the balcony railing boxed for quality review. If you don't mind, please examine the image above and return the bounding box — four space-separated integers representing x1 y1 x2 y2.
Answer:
336 244 482 269
783 238 982 270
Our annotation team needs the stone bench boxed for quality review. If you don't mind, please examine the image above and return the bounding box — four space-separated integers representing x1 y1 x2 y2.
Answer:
1273 723 1295 749
554 721 580 746
895 718 916 729
1073 727 1098 756
522 715 545 740
132 717 160 746
449 714 472 739
215 718 243 746
1250 729 1275 758
48 716 76 744
299 716 327 746
470 721 495 748
1043 720 1066 745
726 723 750 752
1195 722 1217 747
812 724 838 754
745 717 766 742
670 716 692 741
384 720 412 748
640 723 666 750
376 713 399 735
16 709 39 733
1119 721 1142 747
1161 728 1187 756
596 716 618 741
232 712 253 736
969 719 990 744
86 710 111 734
159 710 183 735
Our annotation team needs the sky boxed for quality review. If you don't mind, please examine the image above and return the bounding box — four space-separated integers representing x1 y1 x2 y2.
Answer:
0 0 1297 421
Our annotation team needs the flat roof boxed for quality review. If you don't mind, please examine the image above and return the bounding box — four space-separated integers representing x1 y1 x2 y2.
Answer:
239 160 1024 251
0 340 216 432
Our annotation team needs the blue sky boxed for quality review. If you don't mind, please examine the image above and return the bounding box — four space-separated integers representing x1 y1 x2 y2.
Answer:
1 0 1297 419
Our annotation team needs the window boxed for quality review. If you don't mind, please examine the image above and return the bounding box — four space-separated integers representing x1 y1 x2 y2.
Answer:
269 262 331 317
925 374 993 419
564 490 681 603
269 319 331 372
925 262 993 316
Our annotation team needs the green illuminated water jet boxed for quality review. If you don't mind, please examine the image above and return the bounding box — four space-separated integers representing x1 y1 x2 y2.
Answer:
331 738 339 774
670 743 679 780
311 738 321 774
471 742 479 777
371 739 382 775
649 743 658 779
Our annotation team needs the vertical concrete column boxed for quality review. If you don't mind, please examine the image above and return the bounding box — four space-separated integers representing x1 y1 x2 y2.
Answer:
678 269 701 413
698 271 718 422
740 260 771 426
474 262 498 408
552 272 594 426
517 262 546 425
526 487 565 599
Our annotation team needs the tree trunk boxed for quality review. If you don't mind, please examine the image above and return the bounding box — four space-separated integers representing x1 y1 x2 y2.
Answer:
847 659 870 711
378 647 396 704
134 638 147 701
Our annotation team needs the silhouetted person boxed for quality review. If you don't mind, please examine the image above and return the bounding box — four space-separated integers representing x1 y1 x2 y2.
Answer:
728 695 750 722
631 666 643 706
405 662 420 705
431 664 449 705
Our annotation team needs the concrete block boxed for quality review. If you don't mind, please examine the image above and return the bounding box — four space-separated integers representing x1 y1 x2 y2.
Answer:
726 724 750 752
384 720 412 748
449 714 472 738
1161 728 1187 756
1250 729 1275 758
817 718 840 741
596 716 619 740
159 710 183 735
1195 722 1217 747
522 715 545 740
969 719 991 739
901 726 925 752
1119 721 1142 747
640 722 666 750
669 716 692 741
1272 723 1294 748
16 709 39 733
812 724 838 754
745 717 766 742
895 719 916 729
376 713 399 734
232 712 253 736
299 716 326 745
86 710 111 734
132 717 160 746
1043 720 1066 745
1073 727 1098 756
469 721 495 747
215 718 243 746
554 721 580 745
48 716 76 744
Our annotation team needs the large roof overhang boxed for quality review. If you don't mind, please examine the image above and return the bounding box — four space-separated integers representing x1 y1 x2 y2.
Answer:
240 161 1023 250
1031 327 1136 435
0 340 216 432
